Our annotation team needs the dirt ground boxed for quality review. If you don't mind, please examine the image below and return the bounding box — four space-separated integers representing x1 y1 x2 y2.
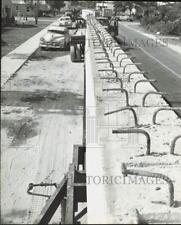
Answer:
1 48 84 224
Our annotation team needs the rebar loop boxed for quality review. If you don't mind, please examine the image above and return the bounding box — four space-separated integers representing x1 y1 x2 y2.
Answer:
152 107 181 124
98 69 118 78
134 79 156 93
128 71 148 82
112 128 151 155
96 59 114 69
142 91 167 107
102 88 130 106
121 163 174 207
100 77 123 89
120 57 136 67
170 135 181 155
116 52 130 62
27 182 57 198
113 47 121 57
123 63 142 74
104 107 138 127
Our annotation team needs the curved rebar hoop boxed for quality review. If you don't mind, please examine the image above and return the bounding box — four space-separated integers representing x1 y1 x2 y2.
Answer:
128 71 147 82
98 69 118 78
120 57 136 67
112 128 151 155
116 52 130 62
121 163 174 207
170 135 181 155
152 107 181 124
27 182 57 198
102 88 130 106
134 79 156 93
100 77 123 89
142 91 167 107
113 48 121 57
104 106 138 127
123 63 142 74
110 43 120 52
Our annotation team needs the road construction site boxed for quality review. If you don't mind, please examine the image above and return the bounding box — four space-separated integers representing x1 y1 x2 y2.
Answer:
1 16 181 224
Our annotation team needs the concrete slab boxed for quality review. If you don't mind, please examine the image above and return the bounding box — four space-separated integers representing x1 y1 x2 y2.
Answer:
85 19 181 224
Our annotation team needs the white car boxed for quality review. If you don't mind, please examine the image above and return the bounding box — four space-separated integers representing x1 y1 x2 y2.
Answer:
58 16 72 28
40 26 70 50
118 13 129 21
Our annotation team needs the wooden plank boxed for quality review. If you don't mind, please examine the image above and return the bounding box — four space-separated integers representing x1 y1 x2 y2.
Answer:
33 175 67 224
65 164 75 224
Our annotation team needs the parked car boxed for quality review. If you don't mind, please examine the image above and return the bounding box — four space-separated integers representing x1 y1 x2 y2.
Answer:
58 16 72 28
40 26 70 50
117 13 129 21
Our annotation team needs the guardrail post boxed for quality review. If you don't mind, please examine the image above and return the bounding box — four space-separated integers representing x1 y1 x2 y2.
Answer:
112 128 151 155
121 163 175 207
104 107 139 127
142 91 167 107
134 79 156 93
170 135 181 155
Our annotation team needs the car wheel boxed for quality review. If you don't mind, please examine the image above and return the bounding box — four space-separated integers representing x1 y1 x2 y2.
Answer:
75 45 81 62
70 45 76 62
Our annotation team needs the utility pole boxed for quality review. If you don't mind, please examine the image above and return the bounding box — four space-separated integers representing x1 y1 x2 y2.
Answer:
34 0 40 25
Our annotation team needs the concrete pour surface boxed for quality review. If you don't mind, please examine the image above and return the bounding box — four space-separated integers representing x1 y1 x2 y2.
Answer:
86 19 181 224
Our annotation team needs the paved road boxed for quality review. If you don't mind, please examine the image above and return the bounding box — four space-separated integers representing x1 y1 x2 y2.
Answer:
117 22 181 117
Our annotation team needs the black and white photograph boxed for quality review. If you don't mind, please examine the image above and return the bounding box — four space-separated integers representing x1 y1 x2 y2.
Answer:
1 0 181 224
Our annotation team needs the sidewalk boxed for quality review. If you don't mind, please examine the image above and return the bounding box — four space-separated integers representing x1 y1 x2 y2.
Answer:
1 20 56 88
124 22 181 55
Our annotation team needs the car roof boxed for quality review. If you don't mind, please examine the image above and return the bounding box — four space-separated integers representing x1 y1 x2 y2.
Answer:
48 26 68 31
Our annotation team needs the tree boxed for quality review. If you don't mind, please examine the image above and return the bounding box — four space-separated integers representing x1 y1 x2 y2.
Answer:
45 0 65 11
24 0 40 24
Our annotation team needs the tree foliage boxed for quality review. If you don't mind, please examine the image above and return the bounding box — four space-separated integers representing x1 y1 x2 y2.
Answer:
45 0 65 10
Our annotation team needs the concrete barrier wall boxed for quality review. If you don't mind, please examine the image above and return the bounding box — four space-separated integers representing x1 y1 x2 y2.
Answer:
85 17 181 224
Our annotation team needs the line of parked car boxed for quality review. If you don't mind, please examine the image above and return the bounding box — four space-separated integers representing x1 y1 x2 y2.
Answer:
39 15 73 50
39 14 86 50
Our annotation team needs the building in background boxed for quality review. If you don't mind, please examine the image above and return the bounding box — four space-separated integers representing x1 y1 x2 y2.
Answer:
1 0 16 25
96 1 114 11
12 0 51 17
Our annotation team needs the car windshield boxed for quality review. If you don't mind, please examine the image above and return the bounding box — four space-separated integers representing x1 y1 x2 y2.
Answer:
98 19 109 26
48 29 65 35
